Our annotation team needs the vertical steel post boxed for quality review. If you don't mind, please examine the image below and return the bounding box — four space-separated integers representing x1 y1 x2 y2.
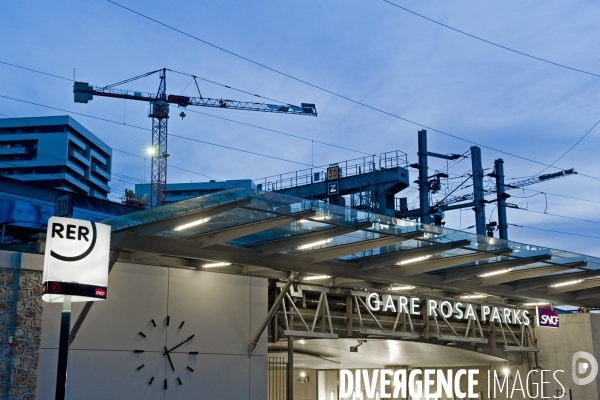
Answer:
418 130 430 224
494 159 508 240
287 336 294 400
471 146 486 236
55 295 71 400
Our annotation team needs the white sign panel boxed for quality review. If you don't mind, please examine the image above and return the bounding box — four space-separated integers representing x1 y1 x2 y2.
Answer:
42 217 111 303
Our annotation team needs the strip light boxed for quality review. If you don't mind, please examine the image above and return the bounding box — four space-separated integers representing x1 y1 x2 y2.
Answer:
481 269 510 278
298 238 333 250
173 217 211 231
551 280 581 288
523 302 549 306
397 255 431 265
203 262 231 268
304 275 331 281
391 285 415 291
460 294 486 299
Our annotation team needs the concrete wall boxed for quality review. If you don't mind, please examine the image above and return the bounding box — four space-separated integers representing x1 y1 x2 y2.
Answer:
34 260 268 399
0 250 268 400
0 252 43 400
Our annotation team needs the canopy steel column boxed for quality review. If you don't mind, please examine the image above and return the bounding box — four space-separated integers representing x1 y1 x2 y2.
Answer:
418 130 431 224
287 336 294 400
495 159 508 240
248 271 297 356
471 146 486 236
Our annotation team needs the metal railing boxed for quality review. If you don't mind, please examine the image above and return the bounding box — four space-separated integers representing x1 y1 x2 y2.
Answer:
255 150 408 192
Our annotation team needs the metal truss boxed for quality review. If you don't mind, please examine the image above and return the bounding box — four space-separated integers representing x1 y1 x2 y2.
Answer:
351 291 419 339
279 284 338 339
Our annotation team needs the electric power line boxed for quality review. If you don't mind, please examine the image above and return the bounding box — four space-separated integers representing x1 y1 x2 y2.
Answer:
0 61 72 81
0 59 374 157
104 0 600 184
536 117 600 175
381 0 600 79
515 207 600 226
509 223 600 240
0 94 314 167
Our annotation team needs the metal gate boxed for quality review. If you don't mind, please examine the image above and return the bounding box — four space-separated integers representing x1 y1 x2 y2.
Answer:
268 357 287 400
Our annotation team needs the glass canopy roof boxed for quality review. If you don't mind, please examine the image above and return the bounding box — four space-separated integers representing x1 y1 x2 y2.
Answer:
103 187 600 306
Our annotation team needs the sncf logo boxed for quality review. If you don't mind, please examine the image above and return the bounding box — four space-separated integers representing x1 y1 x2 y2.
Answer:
536 306 560 328
540 315 559 325
95 288 106 297
50 221 98 262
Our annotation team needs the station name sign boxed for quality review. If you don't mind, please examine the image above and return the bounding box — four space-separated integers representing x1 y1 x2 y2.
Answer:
365 292 531 326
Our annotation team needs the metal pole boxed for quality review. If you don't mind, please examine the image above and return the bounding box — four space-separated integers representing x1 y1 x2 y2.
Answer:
470 146 486 236
55 295 71 400
287 336 294 400
418 130 430 224
494 159 508 240
248 272 297 356
69 249 121 346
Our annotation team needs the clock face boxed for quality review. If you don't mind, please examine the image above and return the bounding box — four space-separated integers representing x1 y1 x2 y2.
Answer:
133 316 198 389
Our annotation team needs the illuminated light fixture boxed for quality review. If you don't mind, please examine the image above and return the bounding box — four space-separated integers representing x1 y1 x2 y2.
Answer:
397 255 431 265
523 302 549 306
460 294 487 299
298 238 333 250
173 217 211 231
147 147 155 155
203 262 231 268
391 285 415 291
481 269 510 278
503 368 509 376
298 216 329 223
303 275 331 281
551 280 581 288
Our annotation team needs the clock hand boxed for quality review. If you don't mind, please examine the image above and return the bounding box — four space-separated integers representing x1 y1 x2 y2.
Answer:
167 334 195 353
163 346 175 371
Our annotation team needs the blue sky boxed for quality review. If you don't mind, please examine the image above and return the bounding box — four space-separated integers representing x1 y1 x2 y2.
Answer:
1 0 600 256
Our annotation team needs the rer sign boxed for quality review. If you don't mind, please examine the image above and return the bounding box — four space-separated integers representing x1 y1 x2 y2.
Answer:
42 217 111 303
536 306 560 328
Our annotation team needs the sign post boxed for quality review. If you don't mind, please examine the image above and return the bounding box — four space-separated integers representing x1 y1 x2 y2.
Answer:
42 216 111 399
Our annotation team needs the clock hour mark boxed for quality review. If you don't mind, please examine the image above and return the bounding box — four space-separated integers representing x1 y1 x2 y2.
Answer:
151 319 156 327
133 350 144 353
166 316 170 326
187 366 194 372
137 364 145 370
138 332 146 338
149 377 154 385
177 377 182 385
164 379 167 390
179 321 185 329
189 351 199 355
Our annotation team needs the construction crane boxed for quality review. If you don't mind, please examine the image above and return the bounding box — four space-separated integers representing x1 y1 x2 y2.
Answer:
73 68 317 207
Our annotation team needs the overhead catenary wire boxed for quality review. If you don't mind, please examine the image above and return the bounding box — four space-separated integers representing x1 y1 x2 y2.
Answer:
381 0 600 79
103 1 600 184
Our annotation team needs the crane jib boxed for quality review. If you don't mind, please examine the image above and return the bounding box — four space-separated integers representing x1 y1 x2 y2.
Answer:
73 86 316 116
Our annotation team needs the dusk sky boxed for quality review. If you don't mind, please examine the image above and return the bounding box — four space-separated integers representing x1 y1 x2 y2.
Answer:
2 1 599 256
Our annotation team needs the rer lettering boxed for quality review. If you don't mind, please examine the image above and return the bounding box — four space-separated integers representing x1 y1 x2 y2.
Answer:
51 223 90 242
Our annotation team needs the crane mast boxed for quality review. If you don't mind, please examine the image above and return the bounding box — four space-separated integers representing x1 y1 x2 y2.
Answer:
73 68 317 207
